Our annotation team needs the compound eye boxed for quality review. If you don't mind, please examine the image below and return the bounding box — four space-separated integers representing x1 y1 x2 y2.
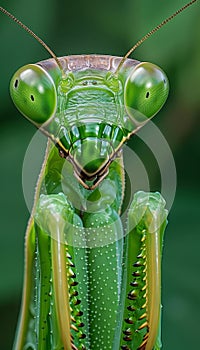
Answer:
124 62 169 124
10 64 57 125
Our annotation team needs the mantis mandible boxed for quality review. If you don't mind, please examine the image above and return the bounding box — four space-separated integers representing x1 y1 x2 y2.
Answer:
0 1 197 349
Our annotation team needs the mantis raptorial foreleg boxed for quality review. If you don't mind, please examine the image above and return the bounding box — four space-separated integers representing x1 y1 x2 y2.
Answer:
119 192 167 350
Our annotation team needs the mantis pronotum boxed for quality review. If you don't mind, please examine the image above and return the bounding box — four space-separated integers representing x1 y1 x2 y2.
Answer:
0 1 197 349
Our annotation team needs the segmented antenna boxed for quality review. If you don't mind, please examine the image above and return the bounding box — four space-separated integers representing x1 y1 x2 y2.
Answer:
115 0 197 73
0 6 64 74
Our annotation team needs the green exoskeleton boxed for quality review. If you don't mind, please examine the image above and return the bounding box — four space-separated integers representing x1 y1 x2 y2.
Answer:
0 1 197 349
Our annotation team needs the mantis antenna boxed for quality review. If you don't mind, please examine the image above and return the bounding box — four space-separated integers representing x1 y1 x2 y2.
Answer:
0 6 64 75
0 1 198 75
115 0 198 74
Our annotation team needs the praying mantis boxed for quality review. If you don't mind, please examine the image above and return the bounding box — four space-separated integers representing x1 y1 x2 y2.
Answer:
0 1 197 349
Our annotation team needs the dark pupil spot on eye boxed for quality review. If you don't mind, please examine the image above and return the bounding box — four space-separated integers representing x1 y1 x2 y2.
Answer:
146 91 150 99
14 79 18 88
30 95 35 101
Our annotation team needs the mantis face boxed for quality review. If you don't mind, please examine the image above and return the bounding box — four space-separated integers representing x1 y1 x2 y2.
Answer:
10 56 168 189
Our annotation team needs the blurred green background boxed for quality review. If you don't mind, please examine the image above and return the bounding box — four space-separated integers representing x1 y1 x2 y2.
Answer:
0 0 199 349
